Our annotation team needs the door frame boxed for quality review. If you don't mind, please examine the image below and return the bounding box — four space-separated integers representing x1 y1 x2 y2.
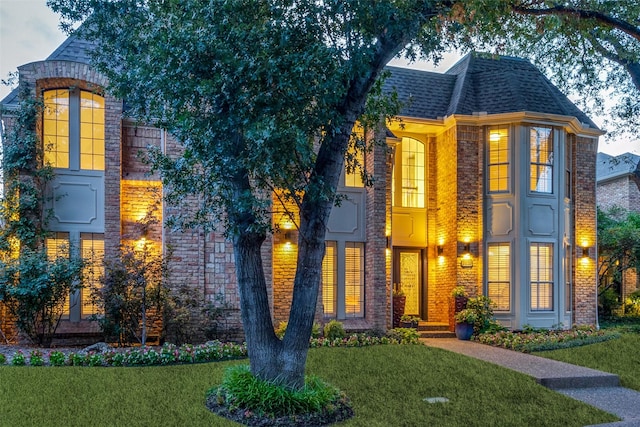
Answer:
393 247 426 320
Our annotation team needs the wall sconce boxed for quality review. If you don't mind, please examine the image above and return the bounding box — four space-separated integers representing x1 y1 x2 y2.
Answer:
437 245 444 256
386 236 390 249
284 230 294 244
581 246 590 258
459 242 473 268
462 242 471 256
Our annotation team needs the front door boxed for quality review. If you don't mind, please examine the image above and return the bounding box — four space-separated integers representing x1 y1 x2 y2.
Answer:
394 248 424 318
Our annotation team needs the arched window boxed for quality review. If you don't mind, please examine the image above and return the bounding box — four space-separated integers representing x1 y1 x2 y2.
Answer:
43 89 105 171
393 137 425 208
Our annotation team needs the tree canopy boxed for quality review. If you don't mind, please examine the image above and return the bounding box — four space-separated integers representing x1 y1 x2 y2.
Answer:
47 0 640 393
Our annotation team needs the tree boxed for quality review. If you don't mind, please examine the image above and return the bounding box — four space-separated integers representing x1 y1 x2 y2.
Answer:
457 0 640 139
596 207 640 314
49 0 640 390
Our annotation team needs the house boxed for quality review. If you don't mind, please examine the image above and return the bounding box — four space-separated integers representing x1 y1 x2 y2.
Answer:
596 152 640 299
0 31 602 343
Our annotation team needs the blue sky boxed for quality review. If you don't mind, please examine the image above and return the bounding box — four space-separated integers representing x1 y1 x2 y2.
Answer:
1 0 637 155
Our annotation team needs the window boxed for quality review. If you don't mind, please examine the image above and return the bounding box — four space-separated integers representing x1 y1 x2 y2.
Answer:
565 139 572 199
45 232 104 320
81 233 104 318
393 137 425 208
565 243 572 312
344 145 364 188
322 241 365 318
322 241 337 316
45 233 71 316
487 127 509 193
487 243 510 311
530 127 553 193
43 89 105 171
345 242 364 317
530 243 553 311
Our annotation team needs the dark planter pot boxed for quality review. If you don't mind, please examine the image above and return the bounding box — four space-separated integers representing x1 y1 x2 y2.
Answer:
399 320 419 329
454 296 468 313
393 295 406 328
454 322 474 340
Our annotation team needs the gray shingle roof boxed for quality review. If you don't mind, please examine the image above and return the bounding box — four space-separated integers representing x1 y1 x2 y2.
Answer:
384 53 598 129
596 152 640 182
46 29 95 64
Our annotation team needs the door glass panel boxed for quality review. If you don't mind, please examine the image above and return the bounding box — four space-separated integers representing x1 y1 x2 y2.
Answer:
399 251 420 315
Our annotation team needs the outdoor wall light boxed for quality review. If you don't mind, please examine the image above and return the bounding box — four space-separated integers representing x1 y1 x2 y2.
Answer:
284 230 294 244
581 246 590 258
437 245 444 256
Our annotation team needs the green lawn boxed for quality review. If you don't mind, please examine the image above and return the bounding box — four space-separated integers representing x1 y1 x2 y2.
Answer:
535 332 640 391
0 345 617 426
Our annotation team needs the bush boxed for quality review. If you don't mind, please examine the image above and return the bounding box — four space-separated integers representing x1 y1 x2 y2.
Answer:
275 321 321 340
465 296 495 335
386 328 420 344
600 287 622 317
624 290 640 316
0 353 6 365
207 365 348 418
323 320 345 340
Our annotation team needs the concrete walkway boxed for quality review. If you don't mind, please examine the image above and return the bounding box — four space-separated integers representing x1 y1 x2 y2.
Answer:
422 338 640 426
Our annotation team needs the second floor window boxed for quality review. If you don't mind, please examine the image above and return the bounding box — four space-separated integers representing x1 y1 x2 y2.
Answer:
487 127 509 193
530 127 553 193
393 137 425 208
43 89 105 171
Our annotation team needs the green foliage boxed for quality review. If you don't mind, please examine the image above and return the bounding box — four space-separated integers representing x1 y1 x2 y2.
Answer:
48 351 66 367
28 350 44 367
208 364 345 418
477 325 620 353
92 245 170 346
323 320 345 340
0 247 83 345
385 328 421 344
463 296 496 335
0 353 5 365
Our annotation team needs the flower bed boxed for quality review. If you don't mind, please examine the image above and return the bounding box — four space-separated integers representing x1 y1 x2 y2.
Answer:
475 325 620 352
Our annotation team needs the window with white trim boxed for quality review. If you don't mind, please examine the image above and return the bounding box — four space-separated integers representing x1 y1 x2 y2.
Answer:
393 137 425 208
322 241 365 318
487 127 510 193
530 127 553 193
487 243 510 311
530 243 553 311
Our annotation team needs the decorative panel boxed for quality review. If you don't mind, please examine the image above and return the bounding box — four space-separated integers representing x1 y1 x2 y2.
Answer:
488 202 513 236
392 208 427 246
46 173 105 232
528 204 555 235
326 190 365 241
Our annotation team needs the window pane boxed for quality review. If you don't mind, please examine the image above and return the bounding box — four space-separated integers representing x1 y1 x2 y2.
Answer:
530 127 553 193
487 127 509 193
344 144 364 188
81 233 104 318
345 242 364 317
488 243 510 311
79 91 105 171
43 89 70 168
400 137 424 207
45 232 70 316
530 243 553 311
322 242 337 316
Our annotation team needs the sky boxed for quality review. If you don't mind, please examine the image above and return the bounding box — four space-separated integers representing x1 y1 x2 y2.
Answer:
1 0 638 156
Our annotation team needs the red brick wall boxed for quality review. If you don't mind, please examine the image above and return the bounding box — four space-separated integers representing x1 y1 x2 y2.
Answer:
573 135 598 325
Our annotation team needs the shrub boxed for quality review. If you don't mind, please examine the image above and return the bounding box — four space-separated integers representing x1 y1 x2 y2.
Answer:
323 320 345 340
275 321 321 340
208 365 345 417
0 353 6 365
48 351 66 367
465 296 495 335
386 328 420 344
11 350 25 366
624 290 640 316
29 350 44 366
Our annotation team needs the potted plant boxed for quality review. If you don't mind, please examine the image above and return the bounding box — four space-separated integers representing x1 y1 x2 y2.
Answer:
454 309 477 340
399 314 420 329
451 286 469 312
392 285 406 328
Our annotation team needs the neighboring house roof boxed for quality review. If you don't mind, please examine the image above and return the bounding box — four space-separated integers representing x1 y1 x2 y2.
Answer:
384 53 598 129
596 152 640 183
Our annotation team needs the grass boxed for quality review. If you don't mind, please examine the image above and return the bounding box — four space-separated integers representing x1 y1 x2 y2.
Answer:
0 345 618 427
535 331 640 391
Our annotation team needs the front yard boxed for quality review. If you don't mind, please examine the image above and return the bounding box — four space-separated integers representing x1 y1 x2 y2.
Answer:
0 343 620 426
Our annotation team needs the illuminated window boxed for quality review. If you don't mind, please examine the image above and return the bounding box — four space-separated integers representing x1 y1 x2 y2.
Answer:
487 127 509 193
530 243 553 311
344 145 364 187
81 233 104 318
322 241 365 318
43 89 105 171
345 242 364 317
322 241 337 316
530 127 553 193
487 243 510 311
45 232 71 316
393 137 425 207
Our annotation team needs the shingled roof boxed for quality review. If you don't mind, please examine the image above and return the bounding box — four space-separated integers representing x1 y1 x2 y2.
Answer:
384 53 598 129
46 30 95 64
596 152 640 182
